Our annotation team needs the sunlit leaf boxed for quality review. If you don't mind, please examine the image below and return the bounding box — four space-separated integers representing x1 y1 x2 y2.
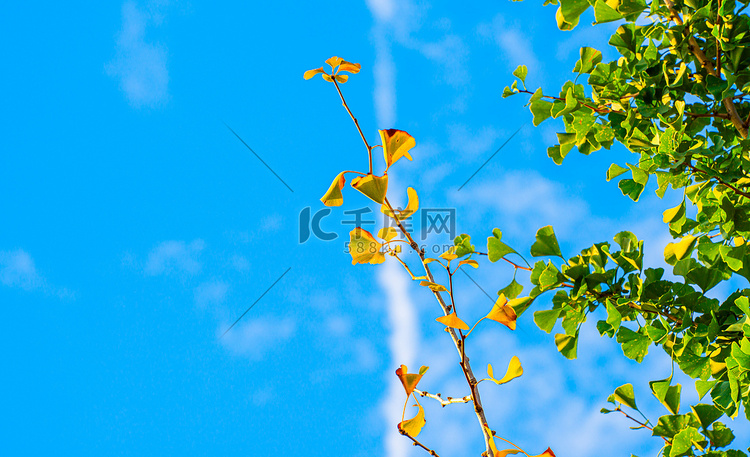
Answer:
380 129 415 169
530 226 563 258
378 227 398 241
338 60 361 74
351 173 388 204
333 74 349 83
554 333 578 359
531 447 556 457
320 171 347 206
664 235 697 265
398 404 425 437
401 187 419 218
420 280 448 292
496 451 523 457
607 383 638 410
322 74 334 82
486 294 517 330
458 259 479 269
349 228 383 265
303 67 326 80
436 312 470 330
487 356 523 385
440 247 458 261
395 365 428 396
325 56 344 69
369 250 386 265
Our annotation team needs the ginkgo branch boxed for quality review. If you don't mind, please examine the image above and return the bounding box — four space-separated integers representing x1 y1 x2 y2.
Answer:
398 428 440 457
414 389 472 407
475 252 531 271
663 0 748 138
614 406 669 444
685 163 750 200
331 79 374 173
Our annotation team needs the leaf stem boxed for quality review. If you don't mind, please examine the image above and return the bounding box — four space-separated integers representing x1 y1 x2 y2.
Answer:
398 428 440 456
332 79 374 173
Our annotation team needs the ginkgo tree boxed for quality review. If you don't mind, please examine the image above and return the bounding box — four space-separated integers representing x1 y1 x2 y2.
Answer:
304 57 553 457
493 0 750 456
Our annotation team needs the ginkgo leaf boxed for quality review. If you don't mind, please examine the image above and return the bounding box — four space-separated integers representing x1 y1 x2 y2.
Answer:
380 129 415 169
487 356 523 385
419 280 448 292
395 365 429 396
398 404 425 437
321 171 347 206
378 227 398 241
423 258 438 264
369 250 386 264
351 173 388 204
334 74 349 83
486 294 517 330
338 60 361 74
303 67 326 80
325 56 344 68
436 312 470 330
401 187 419 218
496 450 524 457
322 74 334 82
531 448 556 457
349 228 383 265
484 424 500 456
440 247 458 261
458 259 479 268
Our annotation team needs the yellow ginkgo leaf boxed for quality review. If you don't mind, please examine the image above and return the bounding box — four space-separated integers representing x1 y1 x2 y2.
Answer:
440 247 458 261
320 171 347 206
378 227 398 242
369 250 386 265
380 129 415 169
338 60 361 74
395 365 429 396
531 448 556 457
401 187 419 218
419 280 448 292
487 356 523 385
334 74 349 83
486 294 517 330
322 74 334 82
349 228 383 265
351 173 388 204
496 450 523 457
458 259 479 269
325 56 344 68
436 312 470 330
398 404 425 437
303 67 326 80
484 424 499 456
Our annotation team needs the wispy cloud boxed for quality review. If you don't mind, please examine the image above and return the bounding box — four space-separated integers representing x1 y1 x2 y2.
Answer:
106 1 169 108
0 249 41 290
144 239 204 276
220 316 296 360
0 249 73 298
194 280 229 308
477 14 542 82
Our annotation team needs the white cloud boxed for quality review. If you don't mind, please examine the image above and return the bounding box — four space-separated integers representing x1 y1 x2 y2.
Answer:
194 280 228 308
106 1 169 108
477 14 541 81
220 316 296 360
144 239 204 276
0 249 40 290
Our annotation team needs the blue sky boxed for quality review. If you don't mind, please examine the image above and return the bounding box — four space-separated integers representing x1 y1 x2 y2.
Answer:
2 1 749 456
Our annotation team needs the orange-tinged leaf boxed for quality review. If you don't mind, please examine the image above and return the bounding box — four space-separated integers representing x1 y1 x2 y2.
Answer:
398 404 425 437
303 67 326 80
531 448 556 457
436 312 470 330
395 364 428 396
349 228 383 265
320 172 347 206
338 60 361 74
486 294 517 330
334 74 349 83
380 129 415 169
401 187 419 218
325 56 344 69
369 250 386 264
378 227 398 241
322 74 334 82
419 280 448 292
487 356 523 385
496 450 523 457
423 258 438 264
458 259 479 268
351 173 388 204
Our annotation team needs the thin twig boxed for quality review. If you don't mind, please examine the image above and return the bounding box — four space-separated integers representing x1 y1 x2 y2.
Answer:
686 163 750 199
414 389 472 407
615 407 670 444
398 428 440 456
331 80 374 173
